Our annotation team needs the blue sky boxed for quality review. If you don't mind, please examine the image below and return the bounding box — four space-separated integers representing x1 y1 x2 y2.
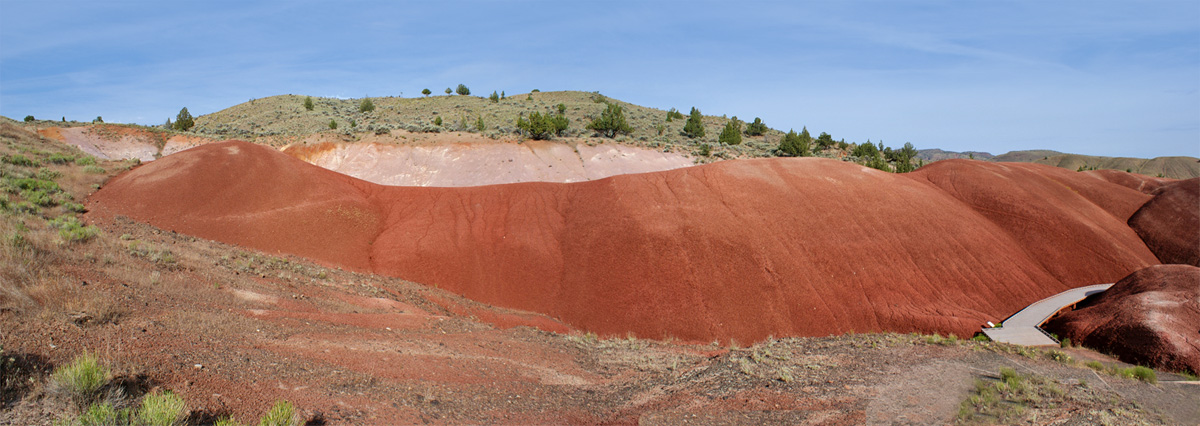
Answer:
1 1 1197 158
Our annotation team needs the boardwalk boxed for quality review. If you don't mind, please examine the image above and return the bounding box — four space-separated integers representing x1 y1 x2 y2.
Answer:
982 284 1113 346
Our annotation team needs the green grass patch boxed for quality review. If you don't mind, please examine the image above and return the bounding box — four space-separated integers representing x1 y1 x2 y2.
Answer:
257 400 298 426
49 215 99 243
138 390 187 426
51 352 109 405
957 367 1065 424
1084 361 1158 384
1 154 39 167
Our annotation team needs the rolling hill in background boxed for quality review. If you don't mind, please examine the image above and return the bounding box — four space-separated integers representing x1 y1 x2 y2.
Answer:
919 148 1199 179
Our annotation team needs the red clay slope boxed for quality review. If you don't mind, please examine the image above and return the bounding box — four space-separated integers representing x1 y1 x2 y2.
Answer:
86 141 383 271
86 141 1160 343
1044 264 1200 375
1128 178 1200 266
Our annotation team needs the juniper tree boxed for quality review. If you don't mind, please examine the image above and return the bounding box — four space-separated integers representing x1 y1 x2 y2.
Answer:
359 98 375 113
456 84 470 96
586 103 632 138
445 88 453 95
489 91 500 103
745 117 767 136
682 107 705 139
718 117 743 145
173 108 194 131
422 88 432 97
778 129 808 157
303 96 314 111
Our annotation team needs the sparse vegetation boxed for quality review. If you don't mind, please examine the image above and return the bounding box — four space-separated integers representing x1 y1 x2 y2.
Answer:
957 367 1065 424
48 215 100 243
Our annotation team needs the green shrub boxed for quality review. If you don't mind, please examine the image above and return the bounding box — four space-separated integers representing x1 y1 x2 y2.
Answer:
77 402 129 426
1044 350 1072 364
49 215 99 243
778 129 809 157
21 189 56 207
303 96 314 111
745 117 767 136
421 88 432 97
474 116 486 132
173 107 194 131
455 84 470 96
257 400 298 426
718 118 742 145
76 156 97 166
84 165 106 174
62 202 87 213
682 107 705 139
1123 366 1157 384
433 116 443 126
328 119 337 130
214 418 247 426
444 88 452 95
665 108 684 122
1059 337 1071 348
36 167 62 180
138 391 187 426
51 352 109 403
698 144 712 156
46 153 76 164
24 115 35 122
489 91 500 103
586 103 632 138
11 202 38 215
358 98 375 113
517 111 568 140
2 154 39 167
94 116 103 123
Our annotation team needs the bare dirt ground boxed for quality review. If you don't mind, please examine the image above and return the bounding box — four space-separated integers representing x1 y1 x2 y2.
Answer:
3 120 1196 425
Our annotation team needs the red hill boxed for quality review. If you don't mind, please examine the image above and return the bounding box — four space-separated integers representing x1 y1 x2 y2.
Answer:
86 141 1160 343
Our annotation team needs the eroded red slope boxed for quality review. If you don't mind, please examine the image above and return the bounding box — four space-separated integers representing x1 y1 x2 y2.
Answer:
87 141 1160 343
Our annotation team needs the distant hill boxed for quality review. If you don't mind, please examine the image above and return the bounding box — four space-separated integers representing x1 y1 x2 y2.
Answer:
992 150 1066 163
916 149 994 161
188 91 790 162
920 148 1199 180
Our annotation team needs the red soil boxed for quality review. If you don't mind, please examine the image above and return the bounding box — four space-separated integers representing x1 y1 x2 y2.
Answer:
1044 264 1200 375
1128 178 1200 266
86 142 1160 343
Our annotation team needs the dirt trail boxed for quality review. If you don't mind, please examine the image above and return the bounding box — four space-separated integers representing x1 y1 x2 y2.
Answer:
86 141 1160 344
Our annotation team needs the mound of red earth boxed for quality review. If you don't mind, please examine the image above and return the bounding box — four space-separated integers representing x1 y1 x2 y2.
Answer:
1045 264 1200 375
1128 178 1200 266
86 141 1160 343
